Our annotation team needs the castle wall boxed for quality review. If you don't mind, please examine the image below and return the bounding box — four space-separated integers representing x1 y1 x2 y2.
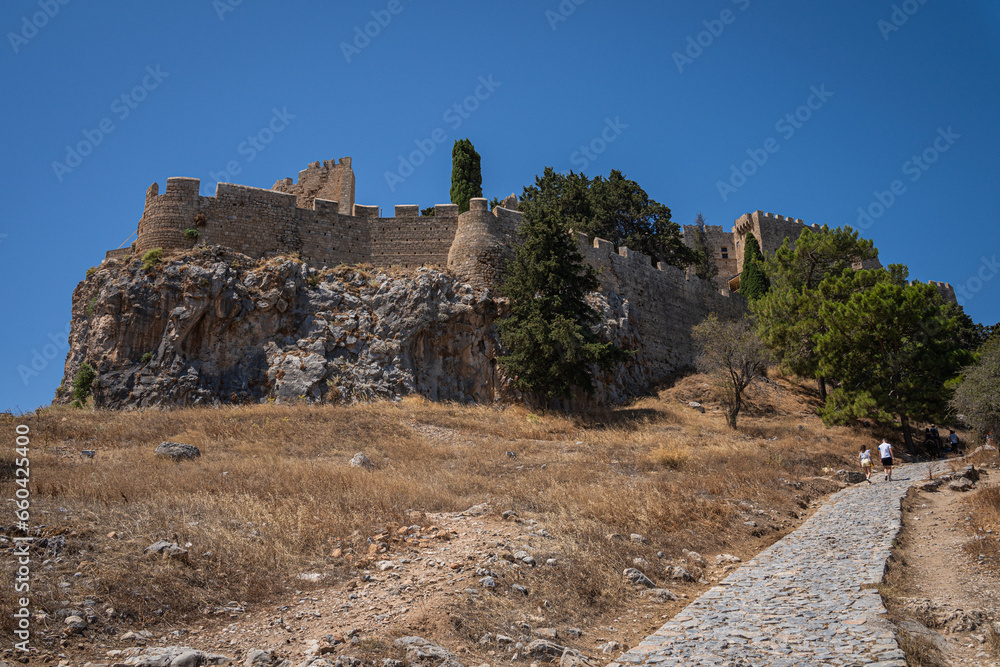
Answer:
578 235 746 382
447 199 520 289
134 178 202 255
369 204 460 267
132 177 461 269
733 211 807 273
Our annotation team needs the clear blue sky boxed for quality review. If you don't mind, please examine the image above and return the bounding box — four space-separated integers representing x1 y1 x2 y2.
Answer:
2 0 999 413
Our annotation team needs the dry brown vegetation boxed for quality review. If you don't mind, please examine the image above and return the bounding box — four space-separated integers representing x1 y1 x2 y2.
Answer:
0 372 873 657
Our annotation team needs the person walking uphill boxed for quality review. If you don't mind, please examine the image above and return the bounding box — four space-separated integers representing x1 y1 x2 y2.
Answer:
878 438 894 481
859 445 873 483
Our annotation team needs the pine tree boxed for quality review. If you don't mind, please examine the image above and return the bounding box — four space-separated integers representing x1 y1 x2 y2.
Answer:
450 138 483 213
751 225 879 399
739 233 770 301
815 273 974 451
498 205 627 403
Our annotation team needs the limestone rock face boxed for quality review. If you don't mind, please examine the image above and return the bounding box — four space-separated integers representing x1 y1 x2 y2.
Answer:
59 248 647 409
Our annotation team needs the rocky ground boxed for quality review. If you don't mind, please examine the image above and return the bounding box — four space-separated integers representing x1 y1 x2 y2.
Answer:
1 498 746 667
885 455 1000 666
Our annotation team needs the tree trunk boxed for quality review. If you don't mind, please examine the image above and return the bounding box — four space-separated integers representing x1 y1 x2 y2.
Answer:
818 377 827 402
900 414 914 452
727 396 741 429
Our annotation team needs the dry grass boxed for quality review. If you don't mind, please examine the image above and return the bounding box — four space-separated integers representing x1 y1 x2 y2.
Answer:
0 374 863 646
965 483 1000 574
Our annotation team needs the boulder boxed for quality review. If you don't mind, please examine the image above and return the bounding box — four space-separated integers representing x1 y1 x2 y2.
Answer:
120 646 233 666
920 478 944 492
394 636 464 667
688 401 705 413
348 453 373 470
665 565 694 581
835 469 866 484
524 639 567 661
623 568 654 587
154 442 201 461
949 477 974 492
144 540 189 562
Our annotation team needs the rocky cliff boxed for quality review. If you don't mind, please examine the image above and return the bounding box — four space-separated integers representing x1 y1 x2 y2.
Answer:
58 248 649 409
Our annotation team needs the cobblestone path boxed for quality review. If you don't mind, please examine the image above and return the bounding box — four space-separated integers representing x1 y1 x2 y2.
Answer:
610 463 930 667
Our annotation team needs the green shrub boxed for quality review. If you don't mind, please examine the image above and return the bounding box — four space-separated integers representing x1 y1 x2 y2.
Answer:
142 248 163 272
87 296 98 317
141 352 153 364
86 266 97 279
183 228 200 240
72 363 97 405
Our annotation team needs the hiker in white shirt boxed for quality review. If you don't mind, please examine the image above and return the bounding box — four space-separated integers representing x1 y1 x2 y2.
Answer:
878 439 894 481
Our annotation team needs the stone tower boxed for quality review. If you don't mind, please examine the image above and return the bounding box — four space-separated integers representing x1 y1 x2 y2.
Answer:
272 157 355 213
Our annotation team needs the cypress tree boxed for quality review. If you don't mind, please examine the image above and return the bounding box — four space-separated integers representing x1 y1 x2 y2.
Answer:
740 232 770 300
450 138 483 213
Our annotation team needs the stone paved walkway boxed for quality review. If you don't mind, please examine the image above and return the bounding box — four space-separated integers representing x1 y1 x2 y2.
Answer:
610 463 930 667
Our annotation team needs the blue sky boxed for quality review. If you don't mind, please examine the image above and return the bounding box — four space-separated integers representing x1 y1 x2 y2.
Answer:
2 0 998 413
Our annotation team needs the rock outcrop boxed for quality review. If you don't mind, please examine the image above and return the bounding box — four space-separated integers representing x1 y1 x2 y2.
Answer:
58 247 647 409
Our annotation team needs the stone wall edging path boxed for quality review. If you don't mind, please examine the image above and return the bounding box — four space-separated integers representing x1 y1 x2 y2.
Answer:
609 462 933 667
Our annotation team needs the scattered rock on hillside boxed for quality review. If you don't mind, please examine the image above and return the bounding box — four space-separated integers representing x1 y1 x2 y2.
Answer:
524 639 567 661
835 469 866 484
623 568 654 587
716 553 741 564
949 477 974 492
394 636 464 667
665 565 694 581
688 401 705 413
144 540 189 561
921 479 944 492
558 648 597 667
154 442 201 461
245 649 292 667
120 646 233 666
682 549 706 567
349 453 373 470
960 466 981 482
641 588 678 601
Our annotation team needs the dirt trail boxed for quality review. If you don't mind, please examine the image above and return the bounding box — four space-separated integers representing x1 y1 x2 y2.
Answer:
889 460 1000 666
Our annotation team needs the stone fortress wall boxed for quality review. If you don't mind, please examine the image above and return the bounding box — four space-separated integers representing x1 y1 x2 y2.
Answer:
128 158 462 270
683 209 956 303
108 156 954 389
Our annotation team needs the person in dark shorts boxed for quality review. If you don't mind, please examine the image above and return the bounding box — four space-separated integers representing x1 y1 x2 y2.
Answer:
877 438 894 481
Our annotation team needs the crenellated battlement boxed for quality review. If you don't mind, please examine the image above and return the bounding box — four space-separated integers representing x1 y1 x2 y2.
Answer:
130 168 460 269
